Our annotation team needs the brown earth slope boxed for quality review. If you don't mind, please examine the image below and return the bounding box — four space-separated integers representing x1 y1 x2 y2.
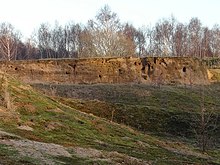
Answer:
0 57 209 85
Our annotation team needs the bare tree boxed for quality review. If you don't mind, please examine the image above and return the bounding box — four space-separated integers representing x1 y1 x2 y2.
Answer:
135 28 146 57
210 25 220 57
23 38 40 59
64 23 82 58
200 27 212 58
37 23 53 58
79 27 96 57
173 23 188 57
123 23 146 57
0 23 21 61
51 22 67 58
144 25 154 56
0 11 219 59
187 18 202 57
82 5 135 57
192 86 219 152
150 16 177 57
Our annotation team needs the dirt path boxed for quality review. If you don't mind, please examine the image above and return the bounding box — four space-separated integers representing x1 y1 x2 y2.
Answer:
0 130 71 164
0 130 150 165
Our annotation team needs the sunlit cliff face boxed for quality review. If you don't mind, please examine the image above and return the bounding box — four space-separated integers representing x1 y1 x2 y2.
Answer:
0 57 209 85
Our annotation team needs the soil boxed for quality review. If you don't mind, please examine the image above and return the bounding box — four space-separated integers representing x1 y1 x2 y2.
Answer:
0 130 150 165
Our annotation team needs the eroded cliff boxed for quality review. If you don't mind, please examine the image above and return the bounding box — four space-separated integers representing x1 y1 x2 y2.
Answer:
0 57 209 85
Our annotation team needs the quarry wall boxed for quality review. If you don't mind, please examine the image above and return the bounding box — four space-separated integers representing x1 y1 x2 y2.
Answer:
0 57 209 85
203 58 220 82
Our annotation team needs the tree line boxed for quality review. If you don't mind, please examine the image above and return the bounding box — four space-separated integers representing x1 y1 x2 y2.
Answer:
1 5 220 61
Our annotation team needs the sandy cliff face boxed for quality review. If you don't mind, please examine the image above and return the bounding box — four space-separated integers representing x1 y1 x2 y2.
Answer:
205 58 220 82
0 57 209 85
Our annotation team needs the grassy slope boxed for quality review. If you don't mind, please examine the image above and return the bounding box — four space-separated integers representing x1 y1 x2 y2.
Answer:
35 83 220 136
33 83 220 163
0 74 219 164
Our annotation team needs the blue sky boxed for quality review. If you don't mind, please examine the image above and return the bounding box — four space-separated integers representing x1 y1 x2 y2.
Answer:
0 0 219 38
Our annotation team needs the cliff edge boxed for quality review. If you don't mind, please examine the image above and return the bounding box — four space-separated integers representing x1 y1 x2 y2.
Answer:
0 57 209 85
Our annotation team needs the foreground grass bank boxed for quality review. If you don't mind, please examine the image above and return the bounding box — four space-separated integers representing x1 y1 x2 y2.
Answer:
0 73 219 164
32 83 220 164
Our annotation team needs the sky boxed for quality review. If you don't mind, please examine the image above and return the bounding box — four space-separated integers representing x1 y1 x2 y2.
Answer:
0 0 219 39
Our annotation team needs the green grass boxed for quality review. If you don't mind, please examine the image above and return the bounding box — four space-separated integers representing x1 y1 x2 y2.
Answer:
54 155 111 165
40 83 219 139
31 83 220 163
0 75 219 164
